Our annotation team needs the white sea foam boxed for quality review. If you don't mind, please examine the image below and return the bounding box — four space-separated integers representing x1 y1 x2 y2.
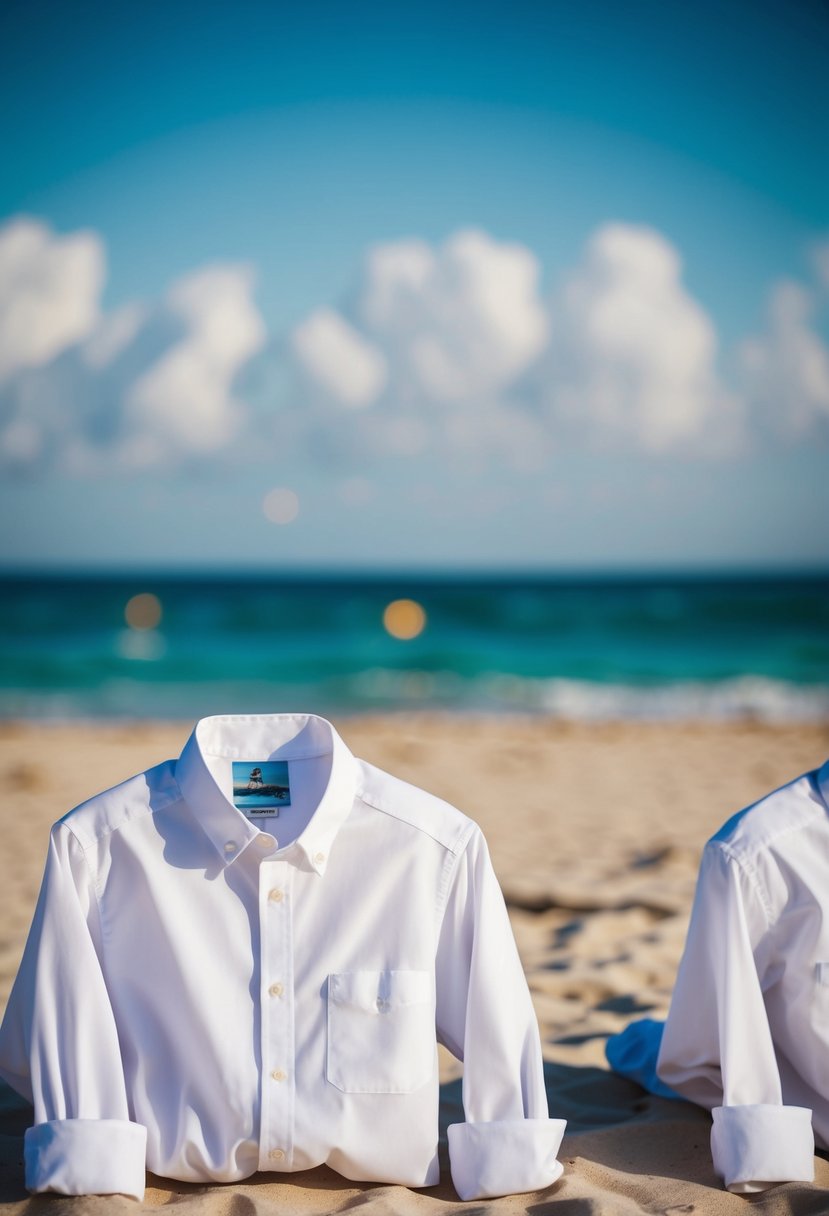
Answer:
2 672 828 724
353 668 829 722
525 675 829 722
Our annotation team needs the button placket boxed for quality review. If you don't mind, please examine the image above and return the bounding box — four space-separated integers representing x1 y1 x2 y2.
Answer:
259 858 294 1170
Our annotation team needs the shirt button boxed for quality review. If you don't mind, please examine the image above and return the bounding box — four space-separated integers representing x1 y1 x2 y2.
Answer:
313 851 326 864
269 982 284 998
268 1148 285 1161
271 1068 287 1082
268 888 284 903
257 833 277 849
223 841 237 854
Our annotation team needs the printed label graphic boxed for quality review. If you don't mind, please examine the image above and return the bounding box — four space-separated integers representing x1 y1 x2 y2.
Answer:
232 761 291 815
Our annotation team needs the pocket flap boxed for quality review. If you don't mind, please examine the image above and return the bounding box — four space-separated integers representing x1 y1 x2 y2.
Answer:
329 969 431 1011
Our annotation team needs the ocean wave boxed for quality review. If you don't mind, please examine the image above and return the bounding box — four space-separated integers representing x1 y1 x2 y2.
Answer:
531 675 829 722
2 672 827 723
351 669 829 722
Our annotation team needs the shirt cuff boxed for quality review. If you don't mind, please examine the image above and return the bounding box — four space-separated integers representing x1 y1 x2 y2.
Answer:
447 1118 566 1200
25 1118 148 1199
710 1104 814 1192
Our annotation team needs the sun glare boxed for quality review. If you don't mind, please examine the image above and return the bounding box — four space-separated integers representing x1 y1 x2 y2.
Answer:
263 487 300 525
125 592 162 631
383 599 427 640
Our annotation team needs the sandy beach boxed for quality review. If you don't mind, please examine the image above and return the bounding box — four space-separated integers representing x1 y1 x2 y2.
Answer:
1 714 829 1214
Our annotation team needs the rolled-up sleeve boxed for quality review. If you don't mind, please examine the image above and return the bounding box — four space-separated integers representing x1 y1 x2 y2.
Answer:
0 823 147 1199
657 842 813 1192
436 827 565 1200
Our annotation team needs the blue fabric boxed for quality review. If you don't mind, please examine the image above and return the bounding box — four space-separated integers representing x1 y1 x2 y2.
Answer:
605 1018 682 1100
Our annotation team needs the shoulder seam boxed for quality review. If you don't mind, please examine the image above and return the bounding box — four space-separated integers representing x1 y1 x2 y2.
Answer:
61 768 183 852
436 820 477 918
716 795 824 858
710 839 773 929
355 785 472 855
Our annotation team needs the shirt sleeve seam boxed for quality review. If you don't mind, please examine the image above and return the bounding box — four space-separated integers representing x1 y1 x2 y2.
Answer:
715 840 773 929
435 821 477 926
433 824 476 1061
59 820 108 951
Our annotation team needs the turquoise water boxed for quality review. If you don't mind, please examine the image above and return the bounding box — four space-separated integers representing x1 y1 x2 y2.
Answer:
1 573 827 720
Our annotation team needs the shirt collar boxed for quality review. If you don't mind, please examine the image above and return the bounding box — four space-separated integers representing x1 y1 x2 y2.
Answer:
176 713 359 875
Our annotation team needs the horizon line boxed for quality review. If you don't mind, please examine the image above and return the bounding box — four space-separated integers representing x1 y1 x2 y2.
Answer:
1 562 827 584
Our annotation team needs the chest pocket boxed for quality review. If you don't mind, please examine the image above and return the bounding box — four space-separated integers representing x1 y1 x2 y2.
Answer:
326 969 435 1094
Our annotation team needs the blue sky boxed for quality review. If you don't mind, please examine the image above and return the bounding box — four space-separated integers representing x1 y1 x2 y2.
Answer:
0 0 827 569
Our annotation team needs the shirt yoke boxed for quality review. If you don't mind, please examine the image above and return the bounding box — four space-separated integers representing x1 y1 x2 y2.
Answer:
710 769 826 866
354 760 476 856
58 760 181 851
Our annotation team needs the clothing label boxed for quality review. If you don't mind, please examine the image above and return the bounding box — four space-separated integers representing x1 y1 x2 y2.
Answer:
231 761 290 816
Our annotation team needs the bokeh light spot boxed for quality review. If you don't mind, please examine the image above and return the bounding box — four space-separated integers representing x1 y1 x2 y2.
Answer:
263 487 300 525
339 476 374 506
125 592 162 631
383 599 427 641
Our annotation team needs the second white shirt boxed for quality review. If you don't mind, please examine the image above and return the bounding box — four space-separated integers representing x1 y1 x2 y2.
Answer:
608 759 829 1192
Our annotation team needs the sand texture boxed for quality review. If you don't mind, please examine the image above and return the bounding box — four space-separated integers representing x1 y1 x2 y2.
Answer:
1 715 829 1215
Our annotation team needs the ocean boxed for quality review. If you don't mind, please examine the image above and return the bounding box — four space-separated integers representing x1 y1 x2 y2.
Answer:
1 572 827 722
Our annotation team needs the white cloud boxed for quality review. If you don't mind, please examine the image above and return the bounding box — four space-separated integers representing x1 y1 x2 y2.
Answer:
739 280 829 438
357 228 548 403
122 264 266 462
542 223 738 452
82 302 147 370
2 215 826 479
0 216 105 383
282 227 549 450
278 224 737 468
262 228 553 472
291 307 387 408
0 228 266 470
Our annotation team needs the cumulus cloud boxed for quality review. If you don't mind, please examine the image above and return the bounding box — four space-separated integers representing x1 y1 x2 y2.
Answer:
270 224 738 469
292 307 387 408
541 223 738 452
283 227 548 433
357 229 548 404
120 265 267 466
2 213 826 478
0 217 266 472
0 216 104 382
256 227 553 471
739 280 829 438
81 302 147 370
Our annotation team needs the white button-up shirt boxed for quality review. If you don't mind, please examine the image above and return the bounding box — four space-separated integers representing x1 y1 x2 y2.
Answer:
607 760 829 1193
0 714 565 1201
